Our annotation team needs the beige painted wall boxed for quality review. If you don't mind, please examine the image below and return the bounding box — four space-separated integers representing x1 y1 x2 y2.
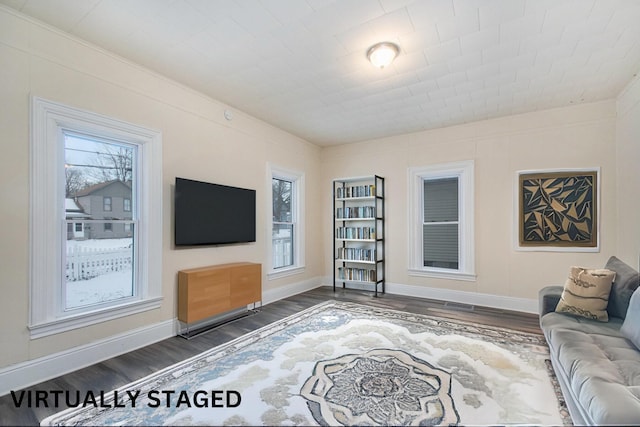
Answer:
321 101 619 301
616 74 640 269
0 9 322 369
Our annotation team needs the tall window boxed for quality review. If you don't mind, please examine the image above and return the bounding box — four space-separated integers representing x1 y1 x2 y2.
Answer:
423 177 459 269
65 134 133 309
30 97 162 338
408 161 475 281
272 177 294 269
268 165 305 278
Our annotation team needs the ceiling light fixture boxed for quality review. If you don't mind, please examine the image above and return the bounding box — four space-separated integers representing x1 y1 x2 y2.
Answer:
367 42 399 69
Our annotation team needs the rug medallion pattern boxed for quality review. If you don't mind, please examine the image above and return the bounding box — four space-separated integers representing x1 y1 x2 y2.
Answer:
301 348 459 425
42 300 570 426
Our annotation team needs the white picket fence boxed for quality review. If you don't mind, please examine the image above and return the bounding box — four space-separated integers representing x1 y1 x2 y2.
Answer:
66 245 132 281
273 236 292 269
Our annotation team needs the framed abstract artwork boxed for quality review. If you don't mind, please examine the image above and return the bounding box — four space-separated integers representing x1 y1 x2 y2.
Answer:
518 169 598 249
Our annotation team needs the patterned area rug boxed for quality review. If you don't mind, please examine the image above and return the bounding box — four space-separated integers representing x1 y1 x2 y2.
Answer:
42 300 571 426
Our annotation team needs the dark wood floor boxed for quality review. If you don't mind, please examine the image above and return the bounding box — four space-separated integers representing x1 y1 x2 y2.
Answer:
0 287 541 425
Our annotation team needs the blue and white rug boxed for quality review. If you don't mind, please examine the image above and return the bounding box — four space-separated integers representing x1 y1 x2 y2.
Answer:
42 300 570 426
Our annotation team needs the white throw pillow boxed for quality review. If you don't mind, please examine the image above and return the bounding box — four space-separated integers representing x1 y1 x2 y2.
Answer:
555 266 616 322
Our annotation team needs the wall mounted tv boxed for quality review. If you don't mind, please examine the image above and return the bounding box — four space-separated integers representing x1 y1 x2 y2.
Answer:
174 177 256 246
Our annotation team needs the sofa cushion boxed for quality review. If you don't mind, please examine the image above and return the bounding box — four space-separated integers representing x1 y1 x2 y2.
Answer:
542 310 624 336
555 266 615 322
621 288 640 350
606 256 640 320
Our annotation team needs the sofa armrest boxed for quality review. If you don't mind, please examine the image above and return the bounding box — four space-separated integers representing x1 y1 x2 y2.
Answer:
539 285 563 317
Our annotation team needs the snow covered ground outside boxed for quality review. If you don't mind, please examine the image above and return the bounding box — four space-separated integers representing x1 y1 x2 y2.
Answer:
65 238 134 309
66 238 133 250
66 270 134 309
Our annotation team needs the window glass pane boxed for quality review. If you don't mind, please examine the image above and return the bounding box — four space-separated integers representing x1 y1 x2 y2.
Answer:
273 223 293 269
64 134 136 310
423 177 459 270
65 223 134 309
423 223 458 269
272 178 292 222
424 177 458 222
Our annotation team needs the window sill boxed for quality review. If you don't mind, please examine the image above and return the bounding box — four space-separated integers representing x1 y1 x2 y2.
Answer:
267 265 305 280
408 268 476 282
28 297 163 339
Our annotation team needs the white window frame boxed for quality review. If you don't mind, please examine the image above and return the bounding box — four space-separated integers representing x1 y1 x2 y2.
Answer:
267 164 305 279
29 97 163 339
408 161 476 281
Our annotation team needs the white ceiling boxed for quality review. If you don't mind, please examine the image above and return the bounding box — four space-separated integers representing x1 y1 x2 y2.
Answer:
3 0 640 146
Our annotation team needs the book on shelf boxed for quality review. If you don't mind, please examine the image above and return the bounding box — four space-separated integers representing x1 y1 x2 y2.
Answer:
336 205 375 219
336 184 376 199
337 267 377 282
336 247 376 262
336 226 376 240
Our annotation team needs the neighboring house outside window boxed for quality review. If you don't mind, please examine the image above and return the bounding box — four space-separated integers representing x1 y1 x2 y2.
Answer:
268 164 305 279
30 97 162 338
74 180 133 239
408 161 475 281
65 198 90 240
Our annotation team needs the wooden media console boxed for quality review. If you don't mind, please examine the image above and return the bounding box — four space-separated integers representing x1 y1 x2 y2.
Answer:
177 262 261 338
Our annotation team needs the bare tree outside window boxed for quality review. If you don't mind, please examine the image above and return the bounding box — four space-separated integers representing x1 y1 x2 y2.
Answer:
89 144 134 183
272 178 291 222
65 166 87 197
65 137 134 188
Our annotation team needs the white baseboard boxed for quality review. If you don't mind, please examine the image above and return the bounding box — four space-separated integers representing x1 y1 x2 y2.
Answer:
262 276 324 305
0 319 176 397
388 282 538 313
321 279 538 314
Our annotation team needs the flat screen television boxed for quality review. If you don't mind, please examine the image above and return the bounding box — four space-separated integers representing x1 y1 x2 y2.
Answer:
174 177 256 246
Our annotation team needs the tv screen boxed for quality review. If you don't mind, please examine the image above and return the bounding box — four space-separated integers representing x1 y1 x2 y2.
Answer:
175 177 256 246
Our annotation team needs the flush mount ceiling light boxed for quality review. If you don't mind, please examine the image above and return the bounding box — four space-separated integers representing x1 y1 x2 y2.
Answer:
367 42 399 69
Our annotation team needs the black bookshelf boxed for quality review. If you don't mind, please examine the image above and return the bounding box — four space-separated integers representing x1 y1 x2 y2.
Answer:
333 175 385 296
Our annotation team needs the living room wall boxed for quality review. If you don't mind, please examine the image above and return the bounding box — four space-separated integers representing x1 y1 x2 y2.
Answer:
321 100 620 308
0 8 323 372
615 73 640 269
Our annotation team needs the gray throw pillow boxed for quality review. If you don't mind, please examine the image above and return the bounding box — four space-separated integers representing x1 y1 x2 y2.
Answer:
605 256 640 319
621 288 640 350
